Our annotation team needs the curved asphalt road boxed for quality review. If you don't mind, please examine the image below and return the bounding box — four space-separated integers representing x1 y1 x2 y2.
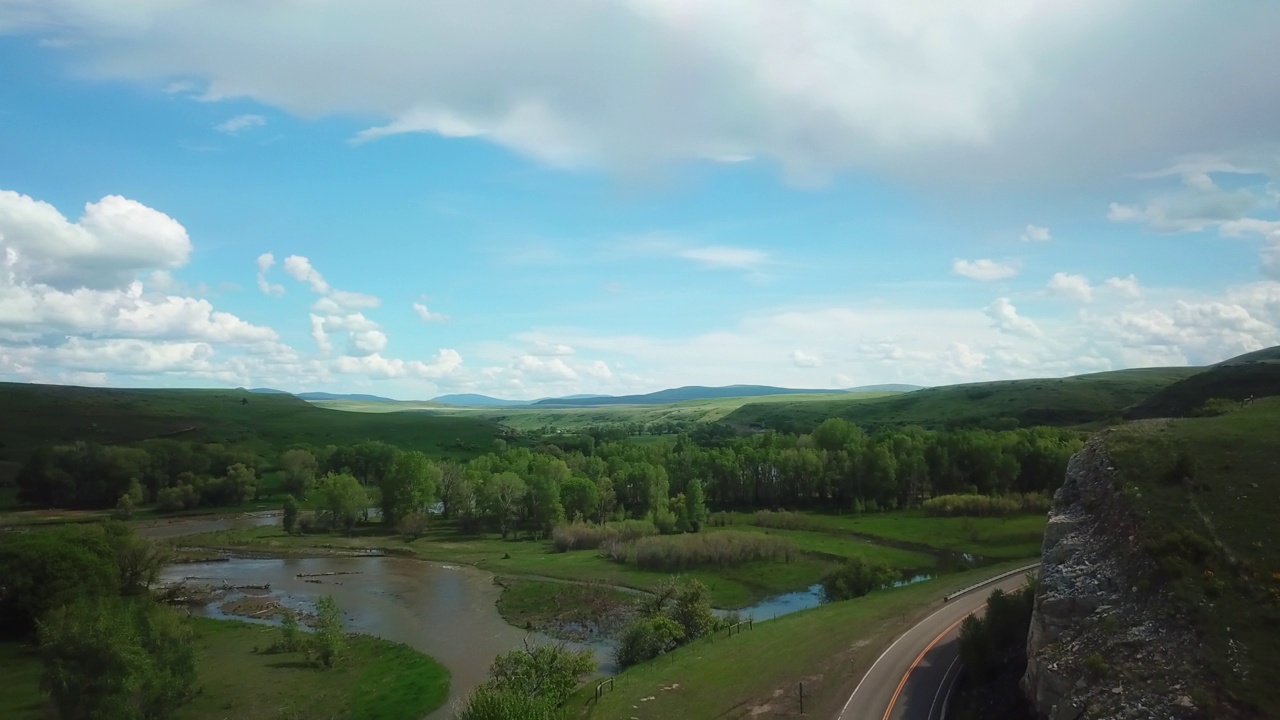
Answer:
837 571 1036 720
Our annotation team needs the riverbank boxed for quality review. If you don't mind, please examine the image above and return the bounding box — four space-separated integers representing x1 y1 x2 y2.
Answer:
0 616 449 720
565 560 1039 720
174 510 1044 609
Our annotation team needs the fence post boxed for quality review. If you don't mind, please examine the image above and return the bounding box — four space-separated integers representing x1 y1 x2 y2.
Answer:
799 682 804 714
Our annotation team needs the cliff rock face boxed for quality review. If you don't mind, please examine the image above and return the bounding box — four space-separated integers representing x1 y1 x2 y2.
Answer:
1022 434 1203 720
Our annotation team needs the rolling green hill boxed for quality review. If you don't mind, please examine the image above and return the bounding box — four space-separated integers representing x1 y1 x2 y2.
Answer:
0 383 502 483
723 367 1202 432
1125 347 1280 419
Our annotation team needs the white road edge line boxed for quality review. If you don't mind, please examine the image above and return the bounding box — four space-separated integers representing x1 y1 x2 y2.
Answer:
837 564 1042 719
928 654 961 720
939 654 963 720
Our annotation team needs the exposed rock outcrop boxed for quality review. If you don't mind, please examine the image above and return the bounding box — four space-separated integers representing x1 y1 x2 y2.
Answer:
1022 433 1206 720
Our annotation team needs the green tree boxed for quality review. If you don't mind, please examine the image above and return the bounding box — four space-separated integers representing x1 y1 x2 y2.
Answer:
380 450 440 526
683 479 708 532
614 615 684 668
282 495 300 534
485 472 526 539
316 473 367 533
223 463 257 506
39 597 196 720
280 448 318 498
456 686 556 720
560 476 600 523
0 527 121 639
486 641 595 705
310 595 345 668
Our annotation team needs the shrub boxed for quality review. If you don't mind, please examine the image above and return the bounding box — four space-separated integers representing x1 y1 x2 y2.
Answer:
707 511 733 527
624 531 797 571
551 520 657 552
614 615 684 668
309 595 344 668
821 557 899 601
752 510 814 531
397 511 430 540
921 493 1049 517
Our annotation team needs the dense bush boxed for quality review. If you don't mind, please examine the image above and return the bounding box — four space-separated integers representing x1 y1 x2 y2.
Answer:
458 642 595 720
618 531 797 571
921 493 1049 517
614 615 684 668
551 519 658 552
615 578 720 668
821 557 900 601
958 584 1036 683
751 510 817 531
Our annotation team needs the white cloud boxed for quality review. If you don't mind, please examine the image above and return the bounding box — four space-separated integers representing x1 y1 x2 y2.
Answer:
334 349 463 379
513 354 579 382
28 1 1280 182
215 113 266 134
309 313 332 353
953 258 1018 281
527 341 574 356
585 360 613 379
0 189 192 290
349 329 388 356
984 298 1043 338
282 255 330 293
413 302 447 322
255 252 284 296
1021 224 1052 242
1047 272 1093 302
677 245 769 270
790 349 821 367
328 289 381 310
1103 274 1143 299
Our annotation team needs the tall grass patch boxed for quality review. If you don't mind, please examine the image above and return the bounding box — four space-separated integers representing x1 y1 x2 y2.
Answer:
609 531 798 571
551 520 657 552
922 493 1049 517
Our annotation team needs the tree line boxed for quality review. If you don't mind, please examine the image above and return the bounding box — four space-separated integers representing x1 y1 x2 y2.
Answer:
15 420 1081 541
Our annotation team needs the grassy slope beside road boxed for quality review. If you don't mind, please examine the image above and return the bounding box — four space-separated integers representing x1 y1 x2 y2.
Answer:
0 617 450 720
725 367 1198 431
565 561 1037 720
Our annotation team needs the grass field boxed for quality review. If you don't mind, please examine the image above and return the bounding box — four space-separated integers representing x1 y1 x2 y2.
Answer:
1107 398 1280 716
0 383 504 471
723 367 1200 432
563 560 1038 719
313 392 895 432
0 617 449 720
495 579 639 639
180 509 1042 609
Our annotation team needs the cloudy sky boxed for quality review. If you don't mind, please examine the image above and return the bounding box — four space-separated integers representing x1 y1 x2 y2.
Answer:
2 1 1279 400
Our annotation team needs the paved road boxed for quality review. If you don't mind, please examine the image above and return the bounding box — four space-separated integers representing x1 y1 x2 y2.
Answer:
837 572 1035 720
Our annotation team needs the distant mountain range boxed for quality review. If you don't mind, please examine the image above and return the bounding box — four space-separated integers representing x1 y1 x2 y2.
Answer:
247 384 922 407
530 384 922 407
245 388 396 403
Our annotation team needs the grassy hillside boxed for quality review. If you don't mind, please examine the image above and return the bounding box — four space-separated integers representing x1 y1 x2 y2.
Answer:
724 367 1200 432
316 392 893 432
1107 398 1280 716
0 382 502 475
1125 349 1280 419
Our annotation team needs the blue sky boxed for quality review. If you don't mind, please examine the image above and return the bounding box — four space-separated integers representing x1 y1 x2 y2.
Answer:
2 2 1279 400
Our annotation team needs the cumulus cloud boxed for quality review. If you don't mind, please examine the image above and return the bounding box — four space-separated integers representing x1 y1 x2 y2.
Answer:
513 354 578 382
527 341 574 356
255 252 284 296
1103 275 1143 299
790 349 821 367
413 302 447 322
16 2 1280 181
334 349 463 379
953 258 1018 281
282 255 330 293
984 298 1043 338
215 113 266 134
1047 272 1093 302
1021 224 1052 242
0 189 191 290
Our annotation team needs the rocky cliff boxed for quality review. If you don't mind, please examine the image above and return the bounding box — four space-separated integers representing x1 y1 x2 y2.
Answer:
1022 433 1204 720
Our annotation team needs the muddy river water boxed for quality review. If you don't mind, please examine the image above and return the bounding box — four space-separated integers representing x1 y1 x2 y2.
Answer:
160 555 547 719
